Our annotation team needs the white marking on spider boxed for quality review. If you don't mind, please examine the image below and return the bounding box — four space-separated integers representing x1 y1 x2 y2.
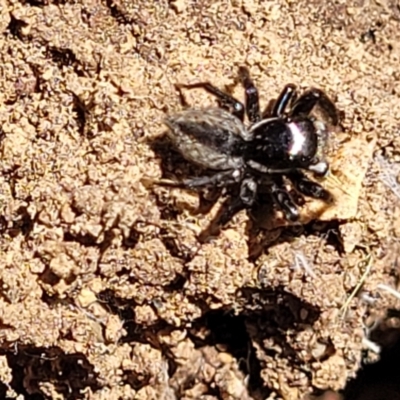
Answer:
287 122 307 156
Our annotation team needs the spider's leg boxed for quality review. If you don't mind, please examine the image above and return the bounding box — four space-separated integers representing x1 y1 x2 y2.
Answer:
218 176 258 225
181 169 242 190
290 88 339 125
238 66 261 123
176 82 245 121
287 171 331 201
270 177 300 222
271 84 297 118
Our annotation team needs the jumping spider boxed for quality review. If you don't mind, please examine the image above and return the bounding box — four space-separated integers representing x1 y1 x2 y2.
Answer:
162 67 339 227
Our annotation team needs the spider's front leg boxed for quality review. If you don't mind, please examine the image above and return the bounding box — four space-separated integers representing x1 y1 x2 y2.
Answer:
238 66 261 123
175 82 245 121
290 88 339 125
271 84 297 118
287 171 332 201
270 176 300 222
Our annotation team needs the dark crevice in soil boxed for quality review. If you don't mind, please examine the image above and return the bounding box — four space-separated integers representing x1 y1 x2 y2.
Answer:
47 46 78 68
306 219 345 254
63 231 99 247
159 228 197 262
1 167 21 199
104 0 133 25
0 169 36 239
46 46 87 77
39 268 61 286
41 290 66 307
67 90 91 137
360 28 377 44
27 64 45 95
121 371 151 392
39 267 77 287
163 273 187 292
62 229 116 263
6 15 30 41
17 0 75 6
121 227 140 249
159 229 182 258
0 345 99 400
96 289 173 346
341 312 400 400
188 309 270 399
9 205 35 238
239 286 321 330
0 197 36 239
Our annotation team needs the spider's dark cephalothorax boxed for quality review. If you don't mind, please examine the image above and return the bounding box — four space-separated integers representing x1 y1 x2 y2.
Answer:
162 67 340 226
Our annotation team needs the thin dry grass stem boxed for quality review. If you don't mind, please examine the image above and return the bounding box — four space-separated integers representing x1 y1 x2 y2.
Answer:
340 249 373 319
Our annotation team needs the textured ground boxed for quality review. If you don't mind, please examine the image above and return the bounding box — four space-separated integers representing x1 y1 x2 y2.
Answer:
0 0 400 399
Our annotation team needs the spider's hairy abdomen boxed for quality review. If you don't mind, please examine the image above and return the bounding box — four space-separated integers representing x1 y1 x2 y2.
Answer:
164 108 246 171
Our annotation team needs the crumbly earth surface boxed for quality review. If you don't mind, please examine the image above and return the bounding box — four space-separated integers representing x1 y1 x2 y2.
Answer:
0 0 400 399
